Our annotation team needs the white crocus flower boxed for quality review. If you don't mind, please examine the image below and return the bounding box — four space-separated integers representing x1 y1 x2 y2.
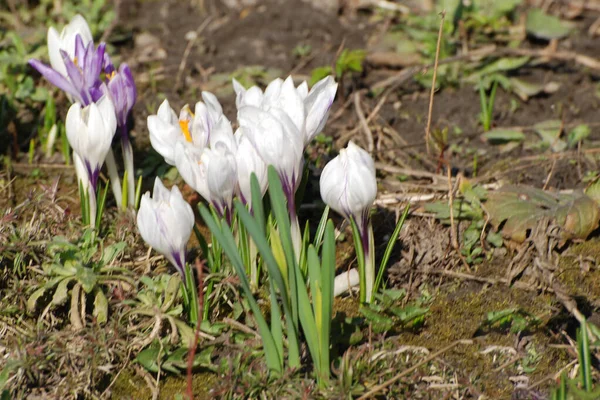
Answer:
174 141 237 220
47 14 93 78
147 93 229 165
137 178 194 276
66 95 117 190
320 141 377 302
235 128 268 206
233 75 337 146
238 105 303 194
320 141 376 225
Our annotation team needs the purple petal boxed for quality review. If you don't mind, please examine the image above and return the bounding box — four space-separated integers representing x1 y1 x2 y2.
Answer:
74 34 86 65
120 64 137 105
28 59 80 101
103 53 115 75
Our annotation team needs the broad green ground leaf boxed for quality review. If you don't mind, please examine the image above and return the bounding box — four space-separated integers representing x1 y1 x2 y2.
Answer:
526 9 572 40
93 290 108 324
483 129 525 144
509 77 559 101
27 287 47 312
485 185 599 243
568 124 591 148
533 119 567 152
51 278 73 306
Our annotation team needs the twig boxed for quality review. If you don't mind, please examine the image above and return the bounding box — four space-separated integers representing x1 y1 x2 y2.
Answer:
357 340 473 399
425 11 446 155
100 0 123 43
447 163 459 250
175 17 213 92
223 317 260 338
417 268 553 293
527 359 578 390
354 92 374 152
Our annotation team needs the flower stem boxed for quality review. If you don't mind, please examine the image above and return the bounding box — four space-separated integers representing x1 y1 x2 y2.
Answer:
287 192 302 261
88 184 97 228
120 130 135 208
104 148 123 209
363 220 375 303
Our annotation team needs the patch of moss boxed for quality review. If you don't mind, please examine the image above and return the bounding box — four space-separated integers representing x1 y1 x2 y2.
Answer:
111 369 217 399
388 283 563 398
558 239 600 299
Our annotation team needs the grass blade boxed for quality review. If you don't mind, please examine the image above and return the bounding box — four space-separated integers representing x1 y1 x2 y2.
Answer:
578 319 592 392
349 217 366 303
234 200 301 368
374 204 409 295
199 204 282 372
313 206 330 251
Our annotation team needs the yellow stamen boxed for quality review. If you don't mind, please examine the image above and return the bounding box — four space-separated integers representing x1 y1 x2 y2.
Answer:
73 57 78 66
105 70 116 80
179 120 193 143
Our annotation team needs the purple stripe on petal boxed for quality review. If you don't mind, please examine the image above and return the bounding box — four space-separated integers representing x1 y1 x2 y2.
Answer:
171 251 186 277
74 34 86 65
28 59 81 101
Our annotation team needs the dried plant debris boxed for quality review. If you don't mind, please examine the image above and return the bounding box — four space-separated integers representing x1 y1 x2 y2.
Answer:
485 185 599 243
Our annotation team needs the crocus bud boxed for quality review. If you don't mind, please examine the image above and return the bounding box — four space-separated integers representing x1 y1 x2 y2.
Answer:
319 141 376 227
137 178 194 276
107 63 136 132
47 14 93 78
65 95 117 189
320 141 377 303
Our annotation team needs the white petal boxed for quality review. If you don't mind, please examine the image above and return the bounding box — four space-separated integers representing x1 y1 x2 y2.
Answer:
296 81 309 100
65 14 93 46
236 136 267 204
205 145 237 212
47 27 66 77
304 76 338 144
276 76 305 134
65 103 85 155
157 99 179 125
152 177 170 202
97 95 117 139
174 141 211 202
209 116 236 152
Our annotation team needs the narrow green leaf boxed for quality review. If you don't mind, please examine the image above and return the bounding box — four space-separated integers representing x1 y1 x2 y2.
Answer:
95 181 109 228
121 170 129 211
250 173 266 234
234 200 301 368
134 175 144 210
349 217 366 303
320 221 335 374
267 166 300 333
578 319 592 392
199 204 283 372
314 206 330 251
374 204 409 294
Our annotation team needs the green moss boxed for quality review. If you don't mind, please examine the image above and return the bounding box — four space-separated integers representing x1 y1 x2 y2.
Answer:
111 369 217 399
388 283 563 397
557 239 600 298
